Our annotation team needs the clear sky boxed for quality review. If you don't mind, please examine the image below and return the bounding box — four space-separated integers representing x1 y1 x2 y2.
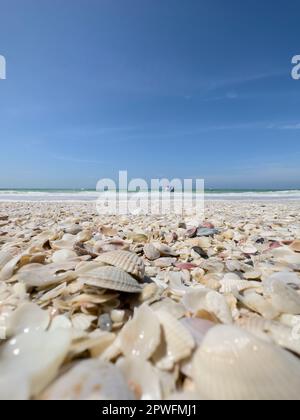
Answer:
0 0 300 189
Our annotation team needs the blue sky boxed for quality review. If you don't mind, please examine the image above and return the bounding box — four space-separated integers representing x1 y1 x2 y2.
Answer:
0 0 300 189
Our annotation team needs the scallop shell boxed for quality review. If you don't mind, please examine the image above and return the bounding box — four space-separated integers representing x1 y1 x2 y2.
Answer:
97 250 145 281
5 302 50 338
262 274 300 315
39 359 135 400
220 277 261 294
153 311 195 370
193 325 300 400
0 330 71 398
183 288 233 324
143 244 160 261
117 357 162 400
79 266 142 293
119 304 161 360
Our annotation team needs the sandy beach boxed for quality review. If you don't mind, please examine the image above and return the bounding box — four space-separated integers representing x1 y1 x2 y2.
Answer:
0 200 300 400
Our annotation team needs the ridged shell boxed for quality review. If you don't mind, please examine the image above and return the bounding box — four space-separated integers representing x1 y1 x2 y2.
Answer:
235 290 280 320
153 311 195 370
119 304 161 359
39 359 135 400
193 325 300 400
97 251 145 281
79 266 142 293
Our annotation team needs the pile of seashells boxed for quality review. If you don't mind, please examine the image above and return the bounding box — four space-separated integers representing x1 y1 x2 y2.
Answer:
0 201 300 400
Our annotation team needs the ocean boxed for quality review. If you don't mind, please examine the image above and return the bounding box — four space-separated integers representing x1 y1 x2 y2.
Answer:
0 189 300 201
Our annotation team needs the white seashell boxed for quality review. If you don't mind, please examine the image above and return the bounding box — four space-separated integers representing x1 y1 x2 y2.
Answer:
272 246 300 266
49 315 72 331
52 249 78 263
117 357 162 400
237 317 300 356
143 244 160 261
72 314 97 331
70 330 116 358
152 243 178 257
243 270 262 280
6 302 50 338
220 277 261 294
235 290 280 320
263 274 300 315
15 261 77 289
180 318 215 345
151 297 186 320
97 250 145 281
0 330 71 397
0 373 29 400
154 257 177 268
183 288 233 324
79 266 142 293
153 311 195 370
39 359 135 400
119 304 161 360
193 325 300 400
241 245 258 254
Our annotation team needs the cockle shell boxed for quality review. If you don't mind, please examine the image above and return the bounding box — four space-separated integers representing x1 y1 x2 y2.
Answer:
235 290 279 320
79 266 142 293
117 357 162 400
39 359 135 400
193 325 300 400
153 311 195 370
5 302 50 338
119 304 161 360
183 288 233 324
0 330 71 398
97 250 145 281
143 244 160 261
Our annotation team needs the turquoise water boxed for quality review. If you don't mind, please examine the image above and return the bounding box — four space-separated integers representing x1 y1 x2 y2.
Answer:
0 188 300 201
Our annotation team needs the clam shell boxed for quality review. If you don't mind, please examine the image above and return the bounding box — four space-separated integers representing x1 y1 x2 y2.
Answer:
39 359 135 400
118 357 162 400
143 244 160 261
193 325 300 400
6 302 50 338
79 266 142 293
0 330 71 398
119 304 161 360
153 311 195 370
97 250 145 281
